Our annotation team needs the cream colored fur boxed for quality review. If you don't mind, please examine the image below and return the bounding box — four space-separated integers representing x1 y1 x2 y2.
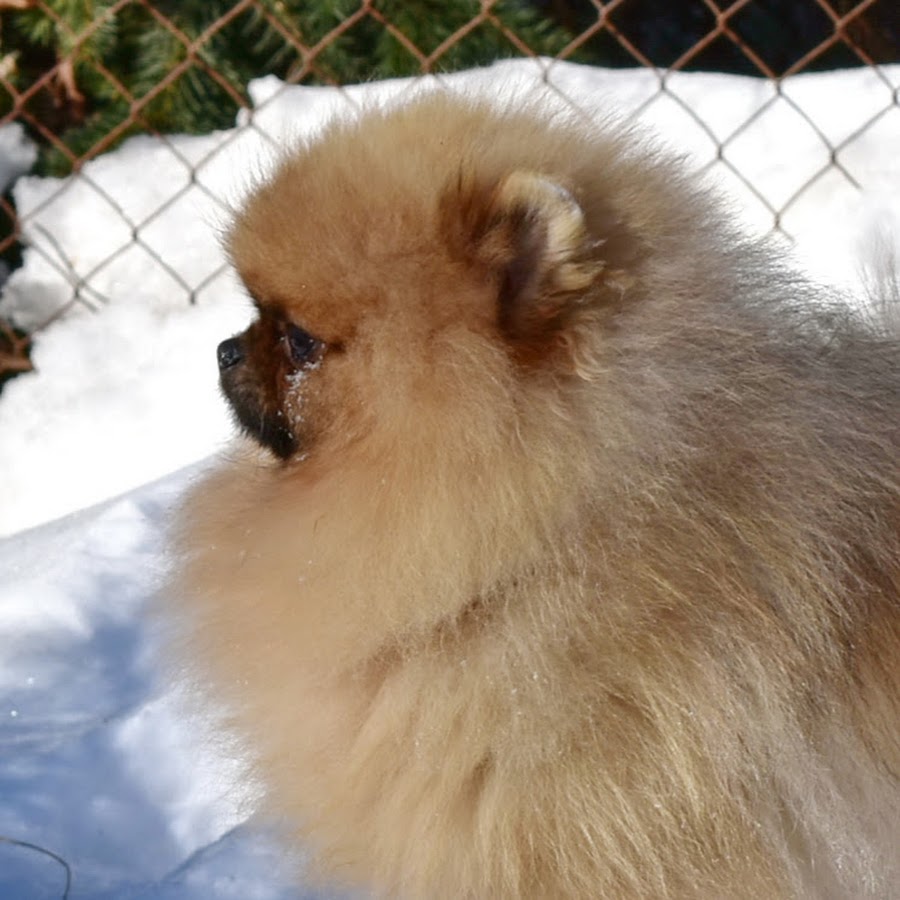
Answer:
170 92 900 899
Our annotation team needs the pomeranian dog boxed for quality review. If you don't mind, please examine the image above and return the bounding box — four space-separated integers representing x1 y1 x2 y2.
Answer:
171 91 900 899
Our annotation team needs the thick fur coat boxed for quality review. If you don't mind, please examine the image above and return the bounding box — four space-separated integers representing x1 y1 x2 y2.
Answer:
171 92 900 899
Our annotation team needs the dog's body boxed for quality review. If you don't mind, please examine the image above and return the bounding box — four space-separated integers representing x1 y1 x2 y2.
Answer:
173 93 900 898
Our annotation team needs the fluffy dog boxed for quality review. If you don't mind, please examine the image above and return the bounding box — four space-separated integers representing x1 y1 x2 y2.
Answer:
172 91 900 899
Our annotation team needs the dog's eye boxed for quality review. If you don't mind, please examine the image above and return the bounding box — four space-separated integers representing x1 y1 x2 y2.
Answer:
284 323 320 367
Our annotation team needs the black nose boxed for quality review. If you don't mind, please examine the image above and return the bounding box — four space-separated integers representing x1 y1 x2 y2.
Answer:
217 337 244 371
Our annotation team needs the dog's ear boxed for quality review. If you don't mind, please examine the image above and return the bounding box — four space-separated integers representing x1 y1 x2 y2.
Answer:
444 170 604 349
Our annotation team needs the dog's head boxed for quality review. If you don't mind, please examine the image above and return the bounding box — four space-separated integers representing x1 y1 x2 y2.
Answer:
217 96 669 466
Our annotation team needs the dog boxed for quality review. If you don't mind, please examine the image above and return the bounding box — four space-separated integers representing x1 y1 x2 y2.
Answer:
171 90 900 898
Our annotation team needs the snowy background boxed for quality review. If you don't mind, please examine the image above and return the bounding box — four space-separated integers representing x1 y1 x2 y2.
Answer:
0 60 898 898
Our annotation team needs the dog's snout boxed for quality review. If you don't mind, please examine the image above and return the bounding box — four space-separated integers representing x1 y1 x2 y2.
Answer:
217 337 244 371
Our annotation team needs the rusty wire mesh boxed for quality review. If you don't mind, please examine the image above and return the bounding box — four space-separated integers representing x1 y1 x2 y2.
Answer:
0 0 898 379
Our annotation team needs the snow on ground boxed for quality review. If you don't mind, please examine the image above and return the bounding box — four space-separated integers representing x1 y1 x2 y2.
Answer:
0 463 332 899
0 59 898 898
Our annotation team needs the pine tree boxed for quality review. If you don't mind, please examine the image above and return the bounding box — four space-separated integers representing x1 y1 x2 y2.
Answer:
2 0 573 176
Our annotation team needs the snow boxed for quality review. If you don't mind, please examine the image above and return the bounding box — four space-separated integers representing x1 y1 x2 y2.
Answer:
0 122 36 197
0 59 898 897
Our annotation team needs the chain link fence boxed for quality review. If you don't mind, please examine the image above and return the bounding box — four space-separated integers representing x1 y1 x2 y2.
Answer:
1 0 898 381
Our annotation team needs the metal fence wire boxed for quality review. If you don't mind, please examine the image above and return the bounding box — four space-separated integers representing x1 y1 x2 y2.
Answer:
0 0 898 378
